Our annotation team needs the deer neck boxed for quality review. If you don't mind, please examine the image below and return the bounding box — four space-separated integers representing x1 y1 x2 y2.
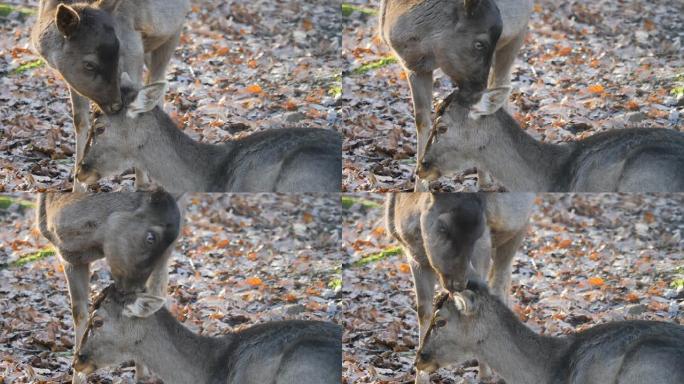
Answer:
475 111 572 191
475 301 567 384
136 109 232 192
137 308 229 384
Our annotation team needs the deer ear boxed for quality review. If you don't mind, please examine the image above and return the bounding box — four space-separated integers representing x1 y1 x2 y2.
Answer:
56 4 80 37
127 82 166 118
96 0 124 13
469 87 510 120
122 294 166 318
452 291 477 315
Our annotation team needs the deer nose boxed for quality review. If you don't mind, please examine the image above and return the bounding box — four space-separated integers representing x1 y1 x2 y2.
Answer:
75 352 88 363
417 351 431 363
109 102 122 113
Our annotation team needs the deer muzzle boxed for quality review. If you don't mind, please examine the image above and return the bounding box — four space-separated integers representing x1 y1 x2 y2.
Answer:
73 353 96 374
415 351 439 373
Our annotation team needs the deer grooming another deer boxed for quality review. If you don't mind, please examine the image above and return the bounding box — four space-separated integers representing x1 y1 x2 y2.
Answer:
37 190 181 383
75 79 342 193
418 88 684 192
417 282 684 384
74 284 343 384
386 192 534 382
380 0 533 190
31 0 190 191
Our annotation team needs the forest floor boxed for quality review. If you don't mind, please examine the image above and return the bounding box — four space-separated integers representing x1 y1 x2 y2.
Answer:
341 0 684 191
0 193 342 383
341 193 683 383
0 0 341 191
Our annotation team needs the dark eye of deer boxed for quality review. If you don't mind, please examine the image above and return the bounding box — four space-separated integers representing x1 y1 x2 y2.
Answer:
435 318 446 328
145 232 156 244
93 318 104 328
437 124 447 134
83 62 96 72
95 125 105 135
474 41 485 51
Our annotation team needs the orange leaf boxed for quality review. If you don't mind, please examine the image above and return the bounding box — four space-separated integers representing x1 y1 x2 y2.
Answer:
625 293 640 303
247 59 258 69
625 100 640 111
247 251 258 261
588 277 604 287
214 46 229 56
283 293 298 303
245 84 263 94
643 211 654 224
557 239 572 249
398 263 411 273
587 84 605 94
302 212 314 223
283 99 298 111
245 277 263 286
215 239 230 248
557 46 572 56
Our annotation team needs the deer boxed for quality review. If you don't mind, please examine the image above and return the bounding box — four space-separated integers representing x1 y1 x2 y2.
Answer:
31 0 190 191
386 192 534 382
418 88 684 192
75 79 343 193
380 0 533 190
74 284 343 384
417 282 684 384
37 190 181 383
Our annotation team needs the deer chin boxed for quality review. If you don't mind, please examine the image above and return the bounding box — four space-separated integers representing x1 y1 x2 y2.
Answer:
415 359 439 373
75 168 101 184
416 165 441 181
72 359 97 374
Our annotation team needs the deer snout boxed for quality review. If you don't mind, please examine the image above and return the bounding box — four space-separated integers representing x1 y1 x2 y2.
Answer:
415 351 438 373
439 274 466 293
75 163 99 184
108 102 122 114
73 352 96 374
416 159 440 181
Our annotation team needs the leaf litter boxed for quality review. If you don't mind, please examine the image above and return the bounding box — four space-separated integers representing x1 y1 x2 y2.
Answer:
0 193 341 383
341 193 683 383
0 0 341 192
341 0 684 191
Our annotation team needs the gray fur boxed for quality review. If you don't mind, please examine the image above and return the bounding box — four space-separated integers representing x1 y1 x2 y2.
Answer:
418 90 684 192
385 192 533 381
31 0 190 191
37 191 181 383
417 282 684 384
380 0 532 190
75 287 342 384
76 83 342 193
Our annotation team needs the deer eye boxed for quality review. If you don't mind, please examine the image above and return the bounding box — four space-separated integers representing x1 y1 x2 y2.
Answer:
473 41 486 51
145 231 156 244
92 317 104 328
83 61 97 72
435 318 446 328
437 124 448 134
95 125 105 135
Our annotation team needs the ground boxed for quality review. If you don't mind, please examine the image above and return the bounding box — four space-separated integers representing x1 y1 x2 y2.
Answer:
0 0 340 191
341 193 683 383
0 193 341 383
341 0 684 191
